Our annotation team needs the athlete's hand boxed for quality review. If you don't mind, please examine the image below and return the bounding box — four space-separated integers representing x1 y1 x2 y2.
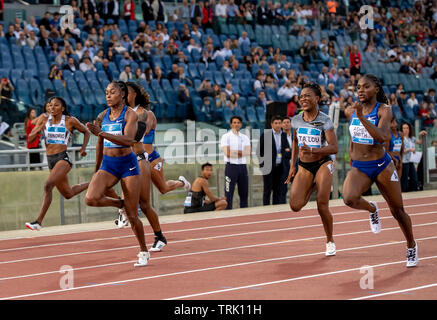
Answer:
86 122 102 136
352 101 363 117
79 148 87 157
299 141 312 155
284 166 296 184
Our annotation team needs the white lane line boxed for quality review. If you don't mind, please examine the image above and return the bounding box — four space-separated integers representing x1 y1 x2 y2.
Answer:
2 201 436 249
1 202 436 254
2 236 437 301
2 222 434 281
1 211 436 265
351 283 437 300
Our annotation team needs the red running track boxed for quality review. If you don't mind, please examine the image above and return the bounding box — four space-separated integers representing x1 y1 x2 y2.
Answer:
0 196 436 300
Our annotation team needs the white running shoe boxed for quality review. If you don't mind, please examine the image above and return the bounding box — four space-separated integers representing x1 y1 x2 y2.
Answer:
25 221 42 231
325 242 336 256
368 201 381 234
406 241 418 268
134 251 150 267
115 208 129 228
179 176 191 192
150 236 167 252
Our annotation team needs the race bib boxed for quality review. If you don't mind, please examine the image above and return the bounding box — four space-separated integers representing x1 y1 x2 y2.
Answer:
184 192 192 207
349 118 375 145
392 139 402 152
46 126 67 145
102 123 123 148
297 127 322 148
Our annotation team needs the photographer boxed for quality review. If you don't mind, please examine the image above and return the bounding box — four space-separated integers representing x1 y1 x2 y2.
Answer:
0 78 17 139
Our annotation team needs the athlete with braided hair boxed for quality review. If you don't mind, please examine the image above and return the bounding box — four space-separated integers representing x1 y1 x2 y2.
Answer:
342 74 417 267
113 81 168 252
85 81 150 267
285 82 339 256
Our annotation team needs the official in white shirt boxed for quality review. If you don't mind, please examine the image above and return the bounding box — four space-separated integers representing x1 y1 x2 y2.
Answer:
220 116 251 209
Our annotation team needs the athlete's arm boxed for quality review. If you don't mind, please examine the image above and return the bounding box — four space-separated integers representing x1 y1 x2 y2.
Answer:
201 179 219 203
400 132 405 158
354 102 391 143
93 111 106 172
69 117 90 157
28 113 48 143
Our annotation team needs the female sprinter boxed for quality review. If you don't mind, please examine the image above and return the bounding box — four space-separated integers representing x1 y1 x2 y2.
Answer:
342 74 417 267
85 81 149 267
285 83 338 256
143 99 191 194
386 116 403 179
114 81 168 251
25 97 90 230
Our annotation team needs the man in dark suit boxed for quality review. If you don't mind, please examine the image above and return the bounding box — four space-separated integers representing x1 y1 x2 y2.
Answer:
280 116 293 204
142 0 155 23
38 30 53 50
257 115 284 205
189 0 202 25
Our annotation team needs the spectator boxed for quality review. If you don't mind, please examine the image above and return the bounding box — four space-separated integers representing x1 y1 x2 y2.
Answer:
101 59 114 81
216 91 228 108
177 66 192 87
215 0 228 25
238 31 250 48
424 88 436 105
227 0 240 24
120 51 133 66
187 38 201 54
253 70 265 91
256 90 270 112
25 108 41 168
202 1 214 29
63 57 78 73
38 30 53 49
201 96 213 121
152 0 165 22
154 65 164 83
197 79 214 98
134 67 146 80
79 56 96 73
317 66 330 87
189 0 202 25
401 122 419 192
287 94 300 117
407 92 419 110
257 1 268 25
224 82 234 96
179 0 190 23
220 115 251 210
349 44 361 76
26 31 39 49
418 102 435 127
0 77 17 133
227 93 239 111
178 83 190 104
141 0 154 23
119 64 134 81
430 66 437 80
278 80 299 100
167 64 179 81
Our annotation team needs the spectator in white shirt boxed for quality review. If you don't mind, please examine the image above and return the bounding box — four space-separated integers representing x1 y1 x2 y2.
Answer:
238 31 250 48
215 0 228 24
119 65 134 81
79 57 96 73
278 80 299 100
407 92 419 109
187 38 202 53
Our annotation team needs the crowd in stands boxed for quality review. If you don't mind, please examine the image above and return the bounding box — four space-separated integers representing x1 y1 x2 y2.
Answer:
0 0 436 136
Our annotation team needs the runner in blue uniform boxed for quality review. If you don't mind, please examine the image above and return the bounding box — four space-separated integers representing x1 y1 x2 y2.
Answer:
85 81 149 267
342 74 417 267
386 116 404 179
